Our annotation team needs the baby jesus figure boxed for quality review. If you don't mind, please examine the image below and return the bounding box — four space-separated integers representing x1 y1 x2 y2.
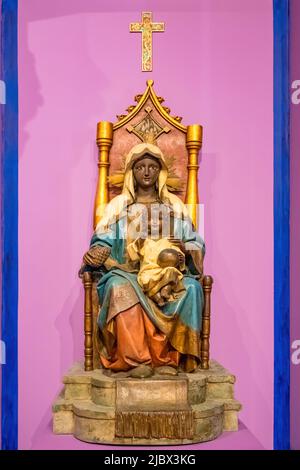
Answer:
127 206 186 306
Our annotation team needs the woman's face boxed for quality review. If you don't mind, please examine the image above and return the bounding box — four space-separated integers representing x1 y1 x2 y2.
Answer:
133 155 161 190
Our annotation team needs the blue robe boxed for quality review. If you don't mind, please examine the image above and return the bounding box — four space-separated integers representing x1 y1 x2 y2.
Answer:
90 214 205 360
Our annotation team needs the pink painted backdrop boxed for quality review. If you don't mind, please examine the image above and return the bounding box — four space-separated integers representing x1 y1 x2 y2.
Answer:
18 0 274 449
0 0 2 449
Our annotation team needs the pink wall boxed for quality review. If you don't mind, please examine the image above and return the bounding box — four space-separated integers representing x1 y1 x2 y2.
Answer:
0 0 2 449
18 0 274 449
290 0 300 451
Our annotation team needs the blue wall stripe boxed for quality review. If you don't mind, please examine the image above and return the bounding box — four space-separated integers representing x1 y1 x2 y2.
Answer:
1 0 18 450
273 0 290 450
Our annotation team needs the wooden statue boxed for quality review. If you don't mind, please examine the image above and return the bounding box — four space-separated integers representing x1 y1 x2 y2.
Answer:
80 80 213 375
53 82 242 445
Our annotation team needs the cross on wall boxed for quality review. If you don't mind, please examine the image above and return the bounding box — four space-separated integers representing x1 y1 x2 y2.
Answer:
130 12 165 72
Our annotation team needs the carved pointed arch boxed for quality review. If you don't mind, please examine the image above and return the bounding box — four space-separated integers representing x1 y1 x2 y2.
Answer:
114 80 187 133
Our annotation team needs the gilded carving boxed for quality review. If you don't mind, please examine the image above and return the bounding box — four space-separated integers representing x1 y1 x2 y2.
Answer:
130 12 165 72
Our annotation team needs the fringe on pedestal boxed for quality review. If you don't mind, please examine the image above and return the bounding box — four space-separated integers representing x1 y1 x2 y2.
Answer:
115 409 193 439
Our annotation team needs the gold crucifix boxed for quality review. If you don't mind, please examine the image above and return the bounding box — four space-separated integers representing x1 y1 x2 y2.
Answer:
130 12 165 72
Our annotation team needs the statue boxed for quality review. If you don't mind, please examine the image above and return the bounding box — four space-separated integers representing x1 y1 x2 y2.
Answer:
81 143 205 376
53 81 241 445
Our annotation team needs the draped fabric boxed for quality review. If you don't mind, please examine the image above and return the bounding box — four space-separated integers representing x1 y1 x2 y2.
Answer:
90 143 205 372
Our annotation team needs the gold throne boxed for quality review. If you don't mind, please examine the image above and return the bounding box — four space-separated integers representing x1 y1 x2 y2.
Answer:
53 81 242 443
82 80 213 372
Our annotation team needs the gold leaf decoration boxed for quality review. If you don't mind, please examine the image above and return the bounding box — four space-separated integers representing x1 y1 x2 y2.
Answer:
126 107 170 144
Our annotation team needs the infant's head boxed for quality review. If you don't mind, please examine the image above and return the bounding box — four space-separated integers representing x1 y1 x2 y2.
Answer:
157 248 181 268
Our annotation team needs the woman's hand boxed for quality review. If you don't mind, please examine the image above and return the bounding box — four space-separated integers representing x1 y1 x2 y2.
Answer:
168 238 186 254
83 245 111 268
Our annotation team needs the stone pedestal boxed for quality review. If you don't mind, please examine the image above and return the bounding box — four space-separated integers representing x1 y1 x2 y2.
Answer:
52 360 241 445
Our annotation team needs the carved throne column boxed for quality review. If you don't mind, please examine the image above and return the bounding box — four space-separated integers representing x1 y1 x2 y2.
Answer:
185 124 202 228
185 124 212 370
94 121 113 229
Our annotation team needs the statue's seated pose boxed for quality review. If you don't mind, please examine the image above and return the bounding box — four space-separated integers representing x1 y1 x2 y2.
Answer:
82 143 205 374
52 84 242 444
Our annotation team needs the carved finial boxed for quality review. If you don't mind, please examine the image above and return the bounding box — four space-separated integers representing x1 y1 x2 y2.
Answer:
147 79 154 87
134 94 143 103
173 116 182 123
203 275 213 288
126 105 136 113
116 114 126 121
163 106 171 114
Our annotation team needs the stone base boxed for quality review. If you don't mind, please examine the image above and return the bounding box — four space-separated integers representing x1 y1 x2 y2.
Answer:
52 360 242 445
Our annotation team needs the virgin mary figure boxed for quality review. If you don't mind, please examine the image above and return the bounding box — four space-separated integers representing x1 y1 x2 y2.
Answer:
82 143 205 374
